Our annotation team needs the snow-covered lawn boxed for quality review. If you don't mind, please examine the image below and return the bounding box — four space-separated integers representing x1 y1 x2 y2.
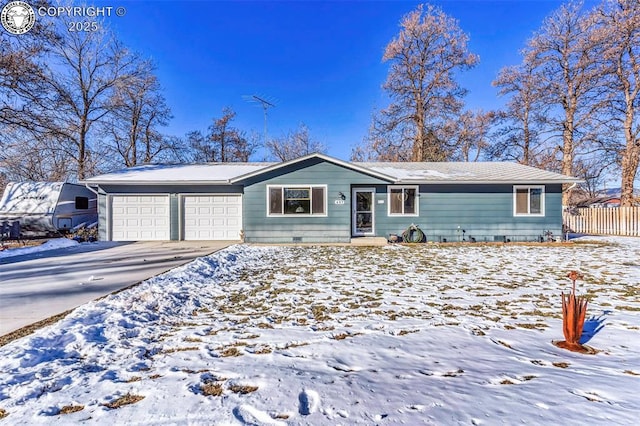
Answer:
0 238 79 259
1 238 639 424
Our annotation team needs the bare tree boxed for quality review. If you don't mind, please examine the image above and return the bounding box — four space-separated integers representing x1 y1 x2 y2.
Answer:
353 3 478 162
186 130 211 162
445 109 496 162
492 63 553 166
189 108 256 163
525 1 605 203
0 1 58 137
266 123 326 161
106 59 176 167
594 0 640 206
0 128 74 182
44 22 140 179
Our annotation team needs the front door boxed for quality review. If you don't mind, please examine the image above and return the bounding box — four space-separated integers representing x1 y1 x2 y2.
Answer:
352 188 375 236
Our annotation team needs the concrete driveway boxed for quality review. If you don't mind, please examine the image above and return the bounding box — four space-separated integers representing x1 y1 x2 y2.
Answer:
0 241 235 336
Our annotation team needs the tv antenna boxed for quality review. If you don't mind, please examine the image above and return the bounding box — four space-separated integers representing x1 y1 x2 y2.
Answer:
244 94 276 144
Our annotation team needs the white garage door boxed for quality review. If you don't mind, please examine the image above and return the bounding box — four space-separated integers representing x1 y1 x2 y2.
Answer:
183 195 242 240
111 195 170 241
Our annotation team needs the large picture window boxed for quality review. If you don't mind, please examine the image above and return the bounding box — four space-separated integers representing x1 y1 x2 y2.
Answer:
514 186 544 216
268 185 326 216
388 186 418 216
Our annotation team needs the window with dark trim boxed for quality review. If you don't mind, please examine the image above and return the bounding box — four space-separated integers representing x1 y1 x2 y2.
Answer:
75 196 89 210
388 186 418 216
268 186 326 216
513 186 544 216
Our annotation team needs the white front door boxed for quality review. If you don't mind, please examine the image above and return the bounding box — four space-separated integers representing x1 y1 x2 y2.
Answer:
352 188 375 236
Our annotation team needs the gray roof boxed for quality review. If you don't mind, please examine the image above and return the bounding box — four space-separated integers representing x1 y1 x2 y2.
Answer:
82 154 580 185
357 162 581 184
83 163 276 185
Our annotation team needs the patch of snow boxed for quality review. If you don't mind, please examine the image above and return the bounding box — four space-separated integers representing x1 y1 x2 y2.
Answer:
0 238 639 424
84 163 274 183
0 238 78 259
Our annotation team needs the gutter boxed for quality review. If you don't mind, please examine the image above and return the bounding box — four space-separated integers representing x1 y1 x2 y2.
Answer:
396 179 584 185
80 180 233 186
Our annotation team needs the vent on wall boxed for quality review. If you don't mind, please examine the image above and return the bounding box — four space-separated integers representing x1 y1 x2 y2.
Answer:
292 236 302 243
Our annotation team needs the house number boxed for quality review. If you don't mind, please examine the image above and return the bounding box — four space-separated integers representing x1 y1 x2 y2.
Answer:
334 199 345 205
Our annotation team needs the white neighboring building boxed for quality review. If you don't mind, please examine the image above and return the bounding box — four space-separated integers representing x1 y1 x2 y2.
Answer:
0 182 97 236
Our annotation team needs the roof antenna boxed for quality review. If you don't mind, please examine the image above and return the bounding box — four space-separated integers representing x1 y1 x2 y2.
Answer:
244 94 276 144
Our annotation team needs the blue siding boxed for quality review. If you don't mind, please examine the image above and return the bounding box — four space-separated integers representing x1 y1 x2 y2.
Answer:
242 158 390 243
242 159 564 243
94 159 565 243
374 184 564 242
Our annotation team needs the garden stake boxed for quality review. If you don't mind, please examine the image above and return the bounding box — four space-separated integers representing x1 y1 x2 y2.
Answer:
556 270 590 353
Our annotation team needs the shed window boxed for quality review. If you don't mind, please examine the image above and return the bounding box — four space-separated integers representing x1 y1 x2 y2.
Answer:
75 196 89 210
514 186 544 216
388 186 418 216
268 186 326 216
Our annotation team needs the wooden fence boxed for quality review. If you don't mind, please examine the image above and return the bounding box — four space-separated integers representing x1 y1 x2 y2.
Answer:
563 207 640 237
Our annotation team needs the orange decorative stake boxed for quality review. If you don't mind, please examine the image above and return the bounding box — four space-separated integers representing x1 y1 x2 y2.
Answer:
556 270 589 353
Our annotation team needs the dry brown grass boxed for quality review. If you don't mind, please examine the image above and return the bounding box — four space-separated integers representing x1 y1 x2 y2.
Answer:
229 384 259 394
220 347 242 357
201 382 224 397
161 346 199 354
59 405 84 415
331 331 362 340
126 376 142 383
103 393 145 409
552 362 570 369
252 345 272 355
443 369 464 377
256 323 274 329
271 413 290 420
0 408 7 419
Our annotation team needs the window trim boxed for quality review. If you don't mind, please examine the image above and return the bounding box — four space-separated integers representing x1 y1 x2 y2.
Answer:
513 185 545 217
266 184 328 217
387 185 419 216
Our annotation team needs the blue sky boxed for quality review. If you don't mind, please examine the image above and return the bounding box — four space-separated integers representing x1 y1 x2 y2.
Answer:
99 0 597 161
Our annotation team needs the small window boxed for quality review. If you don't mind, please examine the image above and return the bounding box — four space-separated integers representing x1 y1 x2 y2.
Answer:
514 186 544 216
269 187 283 215
388 186 418 216
75 196 89 210
268 186 326 216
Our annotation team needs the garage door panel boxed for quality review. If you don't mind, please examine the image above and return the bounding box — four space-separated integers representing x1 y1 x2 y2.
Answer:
111 195 170 241
183 195 242 240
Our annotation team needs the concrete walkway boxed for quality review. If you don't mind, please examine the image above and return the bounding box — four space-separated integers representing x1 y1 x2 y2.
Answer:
0 241 235 336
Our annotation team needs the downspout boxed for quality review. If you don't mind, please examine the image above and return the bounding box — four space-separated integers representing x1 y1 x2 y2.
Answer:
84 183 103 240
83 183 99 195
563 182 578 193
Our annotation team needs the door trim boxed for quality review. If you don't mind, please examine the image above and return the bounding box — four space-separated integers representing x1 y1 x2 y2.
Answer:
352 187 375 237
